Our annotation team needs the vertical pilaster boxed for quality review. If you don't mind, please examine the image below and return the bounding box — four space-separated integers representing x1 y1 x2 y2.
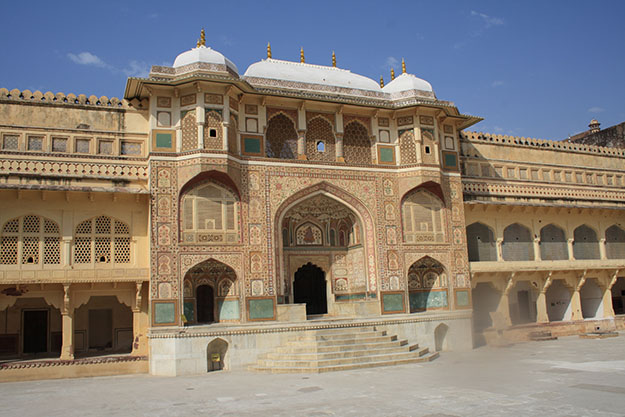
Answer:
297 130 307 160
496 238 504 262
196 100 205 149
223 94 230 152
599 238 607 260
534 238 542 261
336 133 344 162
567 238 575 260
131 282 147 356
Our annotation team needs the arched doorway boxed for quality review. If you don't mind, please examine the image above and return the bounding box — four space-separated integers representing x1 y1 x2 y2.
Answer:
294 263 327 315
196 285 215 323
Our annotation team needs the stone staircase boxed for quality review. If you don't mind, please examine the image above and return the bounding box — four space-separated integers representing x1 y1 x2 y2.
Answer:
251 326 438 373
529 330 558 341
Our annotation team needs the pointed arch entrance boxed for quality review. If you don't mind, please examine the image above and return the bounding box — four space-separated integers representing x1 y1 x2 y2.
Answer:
294 263 327 315
183 259 240 324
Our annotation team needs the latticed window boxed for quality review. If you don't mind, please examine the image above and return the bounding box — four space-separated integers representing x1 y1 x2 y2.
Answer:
343 121 371 165
606 225 625 259
466 222 496 262
181 183 239 244
0 215 61 266
502 223 534 261
402 189 444 243
73 216 131 265
265 114 297 159
540 224 568 260
573 225 600 260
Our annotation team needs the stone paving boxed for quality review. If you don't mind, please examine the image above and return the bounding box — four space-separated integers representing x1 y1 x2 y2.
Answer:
2 335 625 417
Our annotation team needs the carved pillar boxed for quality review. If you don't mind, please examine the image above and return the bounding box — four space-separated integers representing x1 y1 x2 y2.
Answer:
536 273 552 323
414 126 423 164
496 238 504 262
569 272 587 321
223 94 231 152
567 238 575 260
495 274 515 327
196 105 205 149
60 284 74 360
297 129 307 160
533 238 541 261
62 237 72 266
599 238 607 260
335 133 344 163
131 282 147 356
602 270 620 318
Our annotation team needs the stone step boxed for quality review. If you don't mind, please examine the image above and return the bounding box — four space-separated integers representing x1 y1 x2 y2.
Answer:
286 334 397 347
302 327 376 336
272 339 408 354
252 352 440 374
261 344 426 361
257 349 432 368
295 330 385 341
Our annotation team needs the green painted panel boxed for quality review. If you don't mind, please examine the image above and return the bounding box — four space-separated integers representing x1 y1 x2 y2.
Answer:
456 290 470 307
244 137 261 154
379 147 395 163
218 299 240 320
248 298 274 320
444 153 457 168
154 302 176 324
409 290 448 312
183 301 195 322
335 293 366 301
156 133 172 148
382 293 404 312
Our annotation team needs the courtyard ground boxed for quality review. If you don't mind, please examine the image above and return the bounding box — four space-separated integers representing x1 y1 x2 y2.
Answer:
1 334 624 417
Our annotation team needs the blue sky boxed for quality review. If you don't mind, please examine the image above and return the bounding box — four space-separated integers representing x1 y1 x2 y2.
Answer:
1 0 624 140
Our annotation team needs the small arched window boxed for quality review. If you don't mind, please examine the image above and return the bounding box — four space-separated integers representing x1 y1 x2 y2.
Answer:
402 189 444 243
181 183 239 244
74 216 130 265
0 215 61 266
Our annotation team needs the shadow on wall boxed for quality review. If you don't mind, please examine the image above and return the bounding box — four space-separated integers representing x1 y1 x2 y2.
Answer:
434 323 449 351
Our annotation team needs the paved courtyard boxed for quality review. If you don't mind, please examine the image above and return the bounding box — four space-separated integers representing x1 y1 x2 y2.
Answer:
2 335 625 417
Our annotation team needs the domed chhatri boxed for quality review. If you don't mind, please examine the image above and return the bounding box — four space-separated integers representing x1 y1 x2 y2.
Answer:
171 29 239 75
383 58 434 96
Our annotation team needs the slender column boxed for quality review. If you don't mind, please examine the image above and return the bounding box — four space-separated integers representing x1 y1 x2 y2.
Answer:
496 238 504 262
536 273 553 323
60 284 74 360
569 272 586 321
335 133 344 162
413 126 423 164
131 282 147 356
599 238 607 260
567 238 575 260
297 129 307 160
222 94 231 152
534 238 542 261
196 105 205 149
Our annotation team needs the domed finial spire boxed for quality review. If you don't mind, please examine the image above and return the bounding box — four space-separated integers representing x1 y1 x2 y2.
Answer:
300 47 305 63
391 68 395 80
380 76 384 88
332 51 336 67
196 28 206 48
402 58 406 74
267 42 272 59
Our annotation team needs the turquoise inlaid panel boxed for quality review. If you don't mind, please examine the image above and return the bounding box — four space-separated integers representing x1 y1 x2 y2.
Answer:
421 127 434 135
456 290 470 307
244 137 261 154
379 147 395 163
444 153 457 168
398 129 411 137
335 293 366 301
248 298 274 320
409 290 448 312
218 299 240 320
183 301 195 322
382 293 404 312
156 133 172 148
154 302 176 324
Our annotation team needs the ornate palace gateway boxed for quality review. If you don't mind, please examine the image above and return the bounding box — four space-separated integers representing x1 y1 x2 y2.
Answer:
1 32 624 377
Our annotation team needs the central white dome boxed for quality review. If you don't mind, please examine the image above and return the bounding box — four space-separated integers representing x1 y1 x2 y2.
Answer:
173 45 238 75
244 59 381 92
382 73 433 94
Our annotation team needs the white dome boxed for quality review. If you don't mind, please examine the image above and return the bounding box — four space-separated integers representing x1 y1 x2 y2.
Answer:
173 45 238 74
244 59 381 92
382 73 433 94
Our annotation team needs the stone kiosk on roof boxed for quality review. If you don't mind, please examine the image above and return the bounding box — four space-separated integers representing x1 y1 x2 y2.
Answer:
0 32 624 379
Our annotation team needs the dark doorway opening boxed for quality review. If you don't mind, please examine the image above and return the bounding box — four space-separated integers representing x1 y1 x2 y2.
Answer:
294 263 327 315
197 285 215 323
23 310 48 354
89 309 113 350
517 290 531 323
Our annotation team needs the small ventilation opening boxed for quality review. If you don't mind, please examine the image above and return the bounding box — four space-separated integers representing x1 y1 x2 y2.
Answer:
316 141 325 152
98 255 109 263
26 256 34 264
209 129 217 138
425 146 431 154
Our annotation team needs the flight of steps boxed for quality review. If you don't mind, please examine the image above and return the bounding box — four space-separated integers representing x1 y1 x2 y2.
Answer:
250 326 438 373
529 330 558 341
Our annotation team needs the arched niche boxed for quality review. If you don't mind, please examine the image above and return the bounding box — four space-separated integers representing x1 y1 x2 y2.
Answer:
466 222 496 261
540 224 567 260
406 256 448 313
573 225 599 260
502 223 534 261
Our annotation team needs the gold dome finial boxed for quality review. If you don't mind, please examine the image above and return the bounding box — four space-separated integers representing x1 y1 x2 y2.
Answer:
197 28 206 47
332 51 336 67
380 76 384 88
300 47 305 63
391 68 395 80
267 42 272 59
402 58 406 74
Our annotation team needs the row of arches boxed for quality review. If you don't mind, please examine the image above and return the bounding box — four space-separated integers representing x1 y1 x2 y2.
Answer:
265 114 373 165
0 215 131 267
467 222 625 262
